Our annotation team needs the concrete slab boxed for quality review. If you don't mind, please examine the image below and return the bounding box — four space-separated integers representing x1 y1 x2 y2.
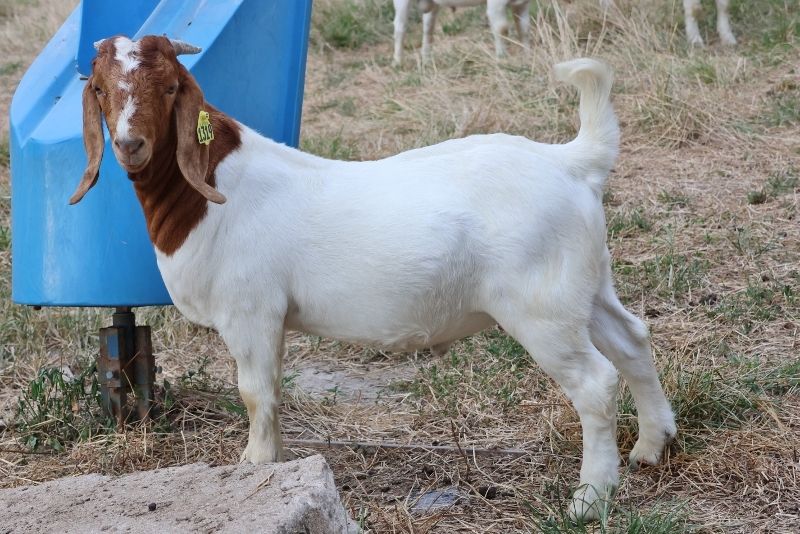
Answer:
0 455 356 534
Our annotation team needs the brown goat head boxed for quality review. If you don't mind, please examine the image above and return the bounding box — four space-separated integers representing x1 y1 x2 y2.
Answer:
70 35 226 205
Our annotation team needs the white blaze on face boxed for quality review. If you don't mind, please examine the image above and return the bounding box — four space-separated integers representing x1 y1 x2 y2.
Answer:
113 38 139 141
114 37 140 74
116 94 136 140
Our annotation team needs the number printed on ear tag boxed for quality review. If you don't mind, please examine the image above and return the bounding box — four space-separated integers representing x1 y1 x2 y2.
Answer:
197 110 214 145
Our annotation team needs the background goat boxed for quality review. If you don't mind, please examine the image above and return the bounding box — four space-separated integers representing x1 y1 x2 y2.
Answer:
392 0 735 64
393 0 531 64
71 35 677 521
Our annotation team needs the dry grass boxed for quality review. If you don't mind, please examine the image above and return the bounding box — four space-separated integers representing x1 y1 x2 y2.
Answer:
1 0 799 532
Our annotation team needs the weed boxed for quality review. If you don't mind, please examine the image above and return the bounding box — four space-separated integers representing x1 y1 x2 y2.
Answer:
607 209 653 238
658 189 690 209
746 190 767 205
686 60 716 85
0 137 9 168
0 61 21 75
0 224 9 250
728 225 773 257
15 365 111 451
766 168 798 196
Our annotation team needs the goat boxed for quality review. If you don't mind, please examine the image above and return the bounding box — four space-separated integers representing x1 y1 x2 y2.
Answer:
392 0 735 65
70 35 677 521
392 0 531 65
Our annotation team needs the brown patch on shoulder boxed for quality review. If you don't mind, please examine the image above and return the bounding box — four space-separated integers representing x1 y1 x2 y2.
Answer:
133 109 241 256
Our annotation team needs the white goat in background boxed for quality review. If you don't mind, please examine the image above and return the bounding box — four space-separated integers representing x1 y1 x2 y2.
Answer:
392 0 531 64
392 0 736 65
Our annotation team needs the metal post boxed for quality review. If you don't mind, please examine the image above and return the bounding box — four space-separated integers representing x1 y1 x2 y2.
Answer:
97 307 156 426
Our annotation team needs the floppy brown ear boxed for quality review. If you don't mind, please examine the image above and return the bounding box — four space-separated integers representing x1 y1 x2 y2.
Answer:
69 79 104 205
174 65 226 204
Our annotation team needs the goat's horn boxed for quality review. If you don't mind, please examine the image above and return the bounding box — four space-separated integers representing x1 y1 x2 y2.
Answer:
93 39 105 50
169 39 202 55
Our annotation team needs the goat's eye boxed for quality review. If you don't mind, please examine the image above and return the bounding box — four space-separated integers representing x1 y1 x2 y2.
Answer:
93 86 106 97
166 85 178 96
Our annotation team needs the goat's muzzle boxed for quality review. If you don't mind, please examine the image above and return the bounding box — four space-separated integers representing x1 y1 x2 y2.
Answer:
112 135 150 173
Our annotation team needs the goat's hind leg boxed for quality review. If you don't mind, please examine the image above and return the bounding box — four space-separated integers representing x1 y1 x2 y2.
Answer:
493 306 620 522
590 281 677 468
221 319 286 464
511 1 531 51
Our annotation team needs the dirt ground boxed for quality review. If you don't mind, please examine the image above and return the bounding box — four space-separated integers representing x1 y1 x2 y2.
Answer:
1 1 798 533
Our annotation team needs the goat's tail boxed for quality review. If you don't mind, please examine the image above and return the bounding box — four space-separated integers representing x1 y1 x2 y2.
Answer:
553 58 619 193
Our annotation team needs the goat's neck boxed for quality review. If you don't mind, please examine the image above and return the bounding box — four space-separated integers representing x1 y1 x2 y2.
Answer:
131 109 241 256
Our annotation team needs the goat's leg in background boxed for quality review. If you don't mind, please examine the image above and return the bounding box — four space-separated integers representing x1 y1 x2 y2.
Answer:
683 0 705 46
715 0 736 45
589 273 678 467
486 0 512 57
489 302 620 521
392 0 411 65
221 316 286 464
511 1 532 51
421 3 440 61
684 0 736 46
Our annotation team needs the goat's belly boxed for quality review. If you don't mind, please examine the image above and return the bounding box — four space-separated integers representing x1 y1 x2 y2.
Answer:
287 308 495 352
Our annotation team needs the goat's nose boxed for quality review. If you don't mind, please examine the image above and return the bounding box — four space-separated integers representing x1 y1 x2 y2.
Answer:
114 137 145 156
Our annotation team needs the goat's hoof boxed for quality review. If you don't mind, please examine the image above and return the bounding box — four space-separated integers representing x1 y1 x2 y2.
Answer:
629 427 677 469
240 443 282 464
567 485 612 523
720 34 737 46
687 36 705 48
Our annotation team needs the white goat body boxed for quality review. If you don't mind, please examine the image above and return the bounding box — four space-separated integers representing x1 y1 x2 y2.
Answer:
74 37 677 521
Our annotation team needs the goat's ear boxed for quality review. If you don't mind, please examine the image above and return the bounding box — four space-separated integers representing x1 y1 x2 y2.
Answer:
174 66 226 204
69 79 104 205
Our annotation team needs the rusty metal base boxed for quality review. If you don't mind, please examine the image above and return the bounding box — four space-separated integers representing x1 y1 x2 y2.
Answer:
97 307 156 427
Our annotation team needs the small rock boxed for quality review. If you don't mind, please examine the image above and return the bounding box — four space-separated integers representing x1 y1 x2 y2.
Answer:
148 503 156 512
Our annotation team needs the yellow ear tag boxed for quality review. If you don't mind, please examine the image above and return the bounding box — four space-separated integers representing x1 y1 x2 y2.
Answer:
196 110 214 145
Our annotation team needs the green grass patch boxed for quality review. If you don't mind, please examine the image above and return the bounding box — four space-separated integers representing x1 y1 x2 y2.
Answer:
706 278 796 332
0 137 9 168
0 60 22 76
301 133 359 160
607 209 653 238
395 329 539 415
313 0 393 50
616 251 707 301
657 189 690 209
528 487 691 534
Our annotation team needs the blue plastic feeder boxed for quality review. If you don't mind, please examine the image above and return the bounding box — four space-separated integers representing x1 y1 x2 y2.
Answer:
10 0 312 422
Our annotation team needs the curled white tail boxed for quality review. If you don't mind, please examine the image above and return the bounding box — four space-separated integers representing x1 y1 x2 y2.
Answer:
554 58 619 193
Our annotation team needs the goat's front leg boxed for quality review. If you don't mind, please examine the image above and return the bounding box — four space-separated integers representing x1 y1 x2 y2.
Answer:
222 318 286 464
392 0 411 65
683 0 705 46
